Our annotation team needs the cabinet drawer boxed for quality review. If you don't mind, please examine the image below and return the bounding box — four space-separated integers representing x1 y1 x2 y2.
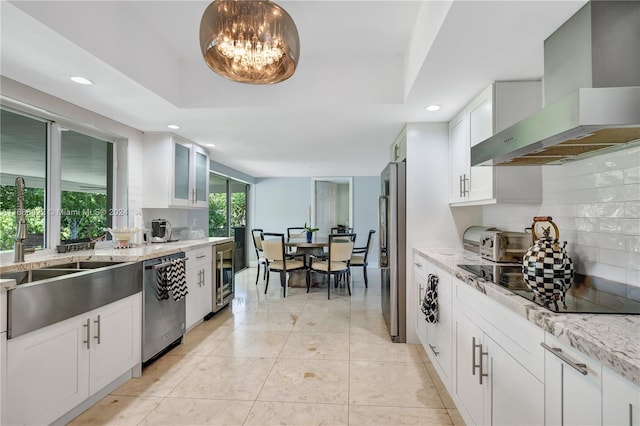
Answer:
454 278 544 381
187 247 211 265
413 253 429 278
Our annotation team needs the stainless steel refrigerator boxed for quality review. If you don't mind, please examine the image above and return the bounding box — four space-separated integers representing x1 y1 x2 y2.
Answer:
379 161 406 343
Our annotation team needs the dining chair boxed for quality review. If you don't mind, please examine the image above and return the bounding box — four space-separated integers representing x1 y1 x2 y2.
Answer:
286 227 307 253
261 233 307 297
330 226 353 234
350 229 376 288
251 228 268 285
307 233 355 299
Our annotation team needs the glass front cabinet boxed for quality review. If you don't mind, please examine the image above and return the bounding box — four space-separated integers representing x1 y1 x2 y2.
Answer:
142 133 209 209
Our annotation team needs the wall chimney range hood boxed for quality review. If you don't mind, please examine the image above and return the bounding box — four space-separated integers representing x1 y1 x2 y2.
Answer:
472 1 640 167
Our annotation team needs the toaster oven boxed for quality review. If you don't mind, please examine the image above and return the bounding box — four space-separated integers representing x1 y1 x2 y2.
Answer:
480 231 531 263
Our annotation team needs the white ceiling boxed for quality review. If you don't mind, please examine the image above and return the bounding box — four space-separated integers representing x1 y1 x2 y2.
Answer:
0 0 587 178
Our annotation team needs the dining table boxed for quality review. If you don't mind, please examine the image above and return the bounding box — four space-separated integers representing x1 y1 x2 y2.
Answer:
284 241 327 288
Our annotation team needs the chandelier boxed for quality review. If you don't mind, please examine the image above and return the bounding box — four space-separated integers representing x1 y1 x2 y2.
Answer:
199 0 300 84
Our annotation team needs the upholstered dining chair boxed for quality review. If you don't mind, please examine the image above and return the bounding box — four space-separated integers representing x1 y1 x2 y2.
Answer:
286 227 307 253
308 233 355 299
251 228 268 285
350 229 376 288
261 233 307 297
330 226 353 234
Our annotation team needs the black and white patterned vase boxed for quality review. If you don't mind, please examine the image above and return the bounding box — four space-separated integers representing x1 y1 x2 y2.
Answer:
522 226 574 310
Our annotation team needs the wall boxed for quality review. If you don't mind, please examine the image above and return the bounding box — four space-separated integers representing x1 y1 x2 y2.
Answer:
483 145 640 288
250 176 380 265
404 123 482 343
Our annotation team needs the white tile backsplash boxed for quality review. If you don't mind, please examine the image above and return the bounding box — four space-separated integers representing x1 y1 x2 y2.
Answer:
483 146 640 287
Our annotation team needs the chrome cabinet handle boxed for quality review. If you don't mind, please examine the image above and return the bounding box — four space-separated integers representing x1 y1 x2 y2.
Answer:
418 284 424 305
459 175 464 198
462 174 470 196
472 337 478 375
83 318 91 349
94 315 101 344
196 254 207 259
478 344 488 385
541 343 588 375
429 344 439 356
415 262 423 269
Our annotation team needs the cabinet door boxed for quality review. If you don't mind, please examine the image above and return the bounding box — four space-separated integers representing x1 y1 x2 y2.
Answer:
602 367 640 426
414 262 429 348
198 258 213 319
449 115 469 203
185 260 202 330
90 294 141 394
172 140 191 206
6 317 90 426
193 147 209 207
454 308 485 425
484 334 544 426
426 265 452 381
544 338 602 425
468 96 494 201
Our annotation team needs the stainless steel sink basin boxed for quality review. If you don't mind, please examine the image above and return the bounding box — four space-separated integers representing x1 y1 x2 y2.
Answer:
43 261 123 270
0 268 79 285
7 261 142 338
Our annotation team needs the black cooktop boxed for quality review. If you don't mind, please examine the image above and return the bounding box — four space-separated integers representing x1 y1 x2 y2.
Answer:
458 264 640 315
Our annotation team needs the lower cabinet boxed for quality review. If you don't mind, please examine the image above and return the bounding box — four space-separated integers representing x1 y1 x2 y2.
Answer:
185 246 213 330
414 251 638 426
5 293 141 426
453 302 544 426
602 366 640 426
543 334 603 425
414 255 452 383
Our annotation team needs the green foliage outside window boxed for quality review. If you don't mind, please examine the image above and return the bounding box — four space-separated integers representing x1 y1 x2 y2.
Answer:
209 191 246 237
0 185 108 251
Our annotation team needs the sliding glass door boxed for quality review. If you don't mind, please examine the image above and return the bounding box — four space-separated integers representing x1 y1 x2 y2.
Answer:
209 172 248 270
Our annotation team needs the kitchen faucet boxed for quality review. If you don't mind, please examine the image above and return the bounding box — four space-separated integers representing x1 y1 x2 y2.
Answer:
14 176 34 262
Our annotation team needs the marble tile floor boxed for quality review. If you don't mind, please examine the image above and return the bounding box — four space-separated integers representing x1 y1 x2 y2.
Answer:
68 267 464 426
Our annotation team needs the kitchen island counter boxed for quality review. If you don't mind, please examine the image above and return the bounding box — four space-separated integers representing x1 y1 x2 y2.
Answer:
0 237 233 273
415 247 640 386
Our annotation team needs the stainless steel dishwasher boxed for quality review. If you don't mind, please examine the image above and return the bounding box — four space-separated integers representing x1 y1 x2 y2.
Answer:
142 252 187 364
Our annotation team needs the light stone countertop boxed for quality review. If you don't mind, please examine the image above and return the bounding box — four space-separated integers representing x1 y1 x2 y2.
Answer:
0 237 233 273
414 247 640 386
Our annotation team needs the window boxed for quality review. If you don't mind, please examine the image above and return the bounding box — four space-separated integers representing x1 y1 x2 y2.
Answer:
0 105 117 252
0 109 47 251
208 173 247 237
60 130 113 242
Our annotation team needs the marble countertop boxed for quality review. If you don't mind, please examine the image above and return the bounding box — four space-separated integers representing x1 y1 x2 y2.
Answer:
414 247 640 386
0 237 233 273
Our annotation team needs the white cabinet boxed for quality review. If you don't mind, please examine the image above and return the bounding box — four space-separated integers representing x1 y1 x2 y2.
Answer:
390 126 407 162
185 246 213 330
453 305 544 426
452 275 545 426
414 255 452 383
143 133 209 209
454 307 486 425
543 333 602 425
6 294 141 426
448 81 543 206
602 367 640 426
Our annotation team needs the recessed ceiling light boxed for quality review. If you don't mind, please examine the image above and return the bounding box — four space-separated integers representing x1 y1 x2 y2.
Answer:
167 124 180 130
70 76 94 85
206 143 216 147
425 105 441 112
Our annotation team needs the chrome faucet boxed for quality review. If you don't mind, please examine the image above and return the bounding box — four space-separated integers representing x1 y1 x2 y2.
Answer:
14 176 32 262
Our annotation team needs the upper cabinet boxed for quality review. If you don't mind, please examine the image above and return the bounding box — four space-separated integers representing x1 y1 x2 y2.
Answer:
449 81 543 206
390 126 407 162
143 133 209 208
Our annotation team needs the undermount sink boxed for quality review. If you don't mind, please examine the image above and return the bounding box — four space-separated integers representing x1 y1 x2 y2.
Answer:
0 268 79 285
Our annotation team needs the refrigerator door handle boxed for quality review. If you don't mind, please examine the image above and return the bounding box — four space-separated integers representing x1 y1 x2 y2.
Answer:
378 195 388 268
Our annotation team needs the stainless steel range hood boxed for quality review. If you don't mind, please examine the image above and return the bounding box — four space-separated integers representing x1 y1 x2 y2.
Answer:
472 1 640 166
